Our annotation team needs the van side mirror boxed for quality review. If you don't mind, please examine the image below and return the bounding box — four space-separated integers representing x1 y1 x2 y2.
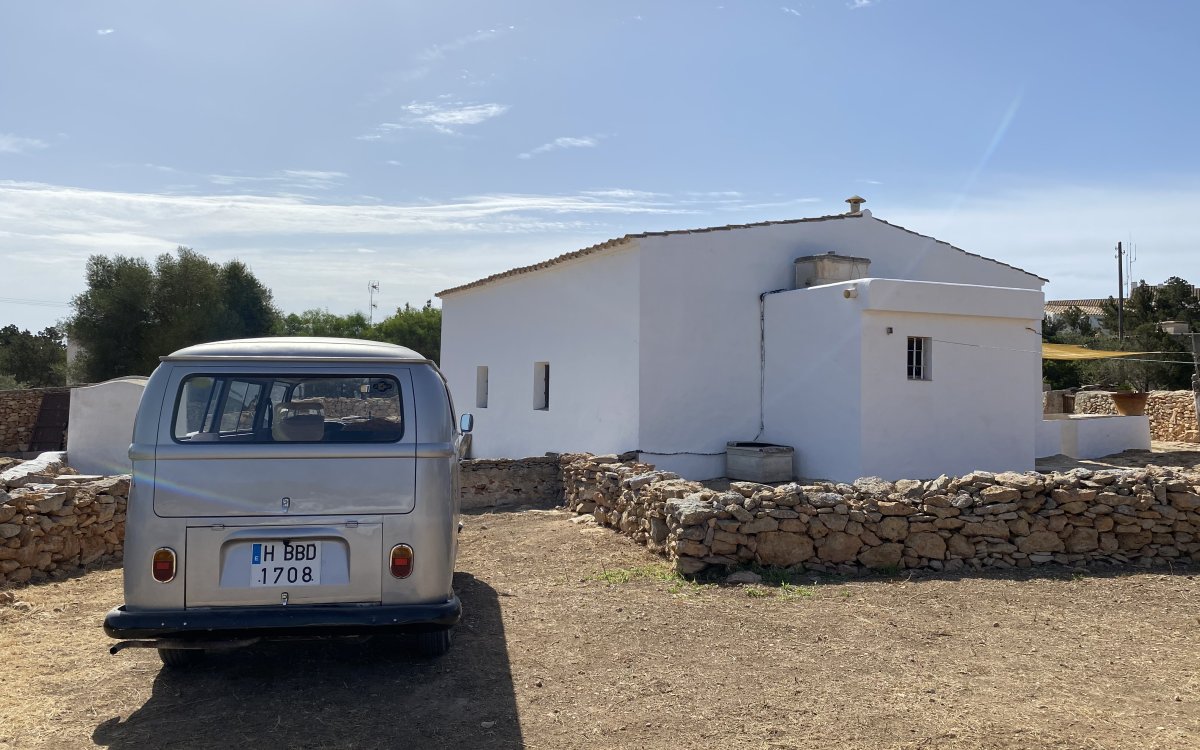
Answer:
459 413 474 434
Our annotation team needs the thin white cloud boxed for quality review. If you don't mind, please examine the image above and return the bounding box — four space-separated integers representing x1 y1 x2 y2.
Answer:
96 28 115 35
686 191 743 198
518 136 599 160
581 188 669 200
0 133 48 154
403 26 515 81
0 181 717 247
848 0 873 8
360 101 509 138
781 7 802 17
1 179 817 331
12 179 1190 332
207 170 347 192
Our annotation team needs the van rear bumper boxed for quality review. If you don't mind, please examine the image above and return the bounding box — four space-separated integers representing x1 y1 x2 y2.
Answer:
103 596 461 641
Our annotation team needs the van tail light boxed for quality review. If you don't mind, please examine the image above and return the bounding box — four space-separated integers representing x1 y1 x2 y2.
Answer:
389 544 413 578
152 548 177 583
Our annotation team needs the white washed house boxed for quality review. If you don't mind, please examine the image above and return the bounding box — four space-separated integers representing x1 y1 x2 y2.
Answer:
438 200 1046 483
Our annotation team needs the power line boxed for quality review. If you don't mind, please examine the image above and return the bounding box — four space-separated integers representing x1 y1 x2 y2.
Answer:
0 296 72 308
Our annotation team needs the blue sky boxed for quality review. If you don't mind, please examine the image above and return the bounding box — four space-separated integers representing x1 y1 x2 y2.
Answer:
3 1 1198 332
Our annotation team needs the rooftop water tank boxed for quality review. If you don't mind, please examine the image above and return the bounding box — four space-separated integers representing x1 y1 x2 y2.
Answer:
793 252 871 289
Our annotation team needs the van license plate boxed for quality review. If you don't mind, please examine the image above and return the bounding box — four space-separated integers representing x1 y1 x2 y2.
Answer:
250 541 322 587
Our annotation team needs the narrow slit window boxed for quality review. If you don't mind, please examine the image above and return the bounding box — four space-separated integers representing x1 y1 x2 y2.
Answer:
907 337 931 380
533 361 550 410
475 366 489 408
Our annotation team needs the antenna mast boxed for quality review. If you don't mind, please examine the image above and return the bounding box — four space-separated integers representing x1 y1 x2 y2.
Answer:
1116 243 1124 343
368 280 380 325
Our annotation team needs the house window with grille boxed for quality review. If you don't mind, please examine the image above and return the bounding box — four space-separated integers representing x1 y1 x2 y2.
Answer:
907 337 931 380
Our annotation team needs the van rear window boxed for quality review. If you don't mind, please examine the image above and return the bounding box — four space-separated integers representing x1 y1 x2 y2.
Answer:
173 375 404 443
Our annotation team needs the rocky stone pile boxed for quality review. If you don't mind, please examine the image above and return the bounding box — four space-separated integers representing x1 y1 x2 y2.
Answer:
1075 390 1199 443
0 387 70 453
562 454 1200 575
0 454 128 586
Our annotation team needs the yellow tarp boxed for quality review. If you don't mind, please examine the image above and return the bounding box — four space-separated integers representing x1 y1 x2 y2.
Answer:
1042 343 1148 361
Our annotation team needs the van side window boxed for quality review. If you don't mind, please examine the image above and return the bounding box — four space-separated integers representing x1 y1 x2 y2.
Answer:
173 375 404 443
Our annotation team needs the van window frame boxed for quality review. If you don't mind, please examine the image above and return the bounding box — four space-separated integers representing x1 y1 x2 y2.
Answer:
170 373 406 445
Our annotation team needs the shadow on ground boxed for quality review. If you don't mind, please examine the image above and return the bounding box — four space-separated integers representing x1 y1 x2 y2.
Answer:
92 573 522 750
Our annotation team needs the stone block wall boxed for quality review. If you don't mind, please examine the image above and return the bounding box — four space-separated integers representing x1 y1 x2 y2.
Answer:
562 453 1200 576
1075 390 1199 443
0 455 128 587
0 387 70 453
461 456 563 510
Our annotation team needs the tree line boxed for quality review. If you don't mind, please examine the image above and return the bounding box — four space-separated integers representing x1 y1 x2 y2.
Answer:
1043 275 1198 391
0 247 442 388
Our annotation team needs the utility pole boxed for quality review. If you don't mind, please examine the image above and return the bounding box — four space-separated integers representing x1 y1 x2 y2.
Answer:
1191 333 1200 439
1116 242 1124 343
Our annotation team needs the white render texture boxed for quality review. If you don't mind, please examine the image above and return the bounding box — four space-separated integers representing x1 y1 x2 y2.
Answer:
66 377 147 475
439 212 1048 482
440 244 641 460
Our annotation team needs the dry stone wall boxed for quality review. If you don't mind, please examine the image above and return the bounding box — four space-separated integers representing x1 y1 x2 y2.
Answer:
0 387 70 453
461 456 562 510
1075 390 1199 443
0 454 128 587
562 454 1200 576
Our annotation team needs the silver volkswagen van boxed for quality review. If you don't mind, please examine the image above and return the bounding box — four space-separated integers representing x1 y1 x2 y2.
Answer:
104 337 470 667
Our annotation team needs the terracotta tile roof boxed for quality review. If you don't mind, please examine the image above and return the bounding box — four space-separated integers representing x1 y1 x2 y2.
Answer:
435 211 1046 297
1044 299 1108 317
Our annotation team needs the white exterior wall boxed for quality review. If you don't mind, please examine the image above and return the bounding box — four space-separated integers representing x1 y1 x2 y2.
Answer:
1036 418 1065 457
439 245 641 459
856 279 1044 480
634 214 1042 479
439 213 1045 479
66 377 147 475
762 285 865 482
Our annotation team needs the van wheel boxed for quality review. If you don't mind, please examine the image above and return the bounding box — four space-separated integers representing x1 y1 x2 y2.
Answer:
158 647 205 669
414 628 452 658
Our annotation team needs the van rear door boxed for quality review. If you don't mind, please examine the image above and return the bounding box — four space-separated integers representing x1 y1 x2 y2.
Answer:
151 369 416 517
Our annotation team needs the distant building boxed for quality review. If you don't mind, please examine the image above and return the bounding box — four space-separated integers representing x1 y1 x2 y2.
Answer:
1132 279 1200 300
1044 299 1107 331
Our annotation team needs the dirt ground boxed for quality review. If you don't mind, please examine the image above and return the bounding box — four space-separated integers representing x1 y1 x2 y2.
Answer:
2 447 1200 749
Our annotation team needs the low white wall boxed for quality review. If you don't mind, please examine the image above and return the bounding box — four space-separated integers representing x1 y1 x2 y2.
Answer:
1038 414 1152 459
1064 415 1151 459
66 378 147 475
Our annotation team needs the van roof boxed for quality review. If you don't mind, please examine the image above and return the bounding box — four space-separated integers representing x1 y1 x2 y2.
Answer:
162 337 431 363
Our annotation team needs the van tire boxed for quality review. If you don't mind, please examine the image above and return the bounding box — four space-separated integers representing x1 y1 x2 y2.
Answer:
414 628 452 658
158 647 205 669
